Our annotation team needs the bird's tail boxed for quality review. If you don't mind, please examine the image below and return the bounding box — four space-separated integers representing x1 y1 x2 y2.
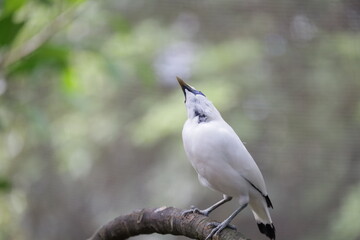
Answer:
250 195 276 240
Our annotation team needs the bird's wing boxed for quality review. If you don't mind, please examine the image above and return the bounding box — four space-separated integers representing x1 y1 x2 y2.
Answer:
182 119 269 198
219 122 269 197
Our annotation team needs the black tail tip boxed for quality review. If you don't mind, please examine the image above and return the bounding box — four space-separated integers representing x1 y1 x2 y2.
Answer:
257 222 276 240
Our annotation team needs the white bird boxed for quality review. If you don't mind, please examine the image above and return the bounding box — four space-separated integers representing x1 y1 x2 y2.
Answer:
177 77 275 240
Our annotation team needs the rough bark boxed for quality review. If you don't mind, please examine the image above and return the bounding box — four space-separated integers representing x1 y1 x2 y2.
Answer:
88 207 249 240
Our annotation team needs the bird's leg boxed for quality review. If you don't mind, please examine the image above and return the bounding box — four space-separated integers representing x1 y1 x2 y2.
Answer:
199 195 232 216
183 195 232 216
205 203 248 240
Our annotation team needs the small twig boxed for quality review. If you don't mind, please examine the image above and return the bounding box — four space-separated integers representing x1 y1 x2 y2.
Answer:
88 207 249 240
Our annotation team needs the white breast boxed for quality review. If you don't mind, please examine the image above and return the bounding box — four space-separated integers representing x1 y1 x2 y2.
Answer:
182 118 267 197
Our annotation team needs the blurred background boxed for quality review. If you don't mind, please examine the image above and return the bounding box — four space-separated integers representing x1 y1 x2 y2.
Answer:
0 0 360 240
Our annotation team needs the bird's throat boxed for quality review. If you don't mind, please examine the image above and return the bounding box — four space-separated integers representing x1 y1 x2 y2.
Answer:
194 110 207 123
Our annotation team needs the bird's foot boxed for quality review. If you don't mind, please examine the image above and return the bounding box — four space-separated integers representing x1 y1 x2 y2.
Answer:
205 221 235 240
207 222 237 230
182 206 210 216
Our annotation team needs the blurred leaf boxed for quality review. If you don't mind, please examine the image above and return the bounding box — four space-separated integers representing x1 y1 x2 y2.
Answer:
66 0 87 3
136 60 155 86
61 66 80 94
4 0 27 14
35 0 52 5
110 15 131 34
8 44 69 75
0 13 25 48
0 177 11 192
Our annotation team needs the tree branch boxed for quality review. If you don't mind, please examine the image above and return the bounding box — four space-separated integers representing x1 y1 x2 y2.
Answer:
88 207 249 240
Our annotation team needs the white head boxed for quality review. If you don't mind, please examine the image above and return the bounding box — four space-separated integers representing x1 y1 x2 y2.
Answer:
177 77 222 123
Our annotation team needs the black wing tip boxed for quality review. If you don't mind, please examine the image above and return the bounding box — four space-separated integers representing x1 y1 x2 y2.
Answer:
265 195 273 209
257 222 276 240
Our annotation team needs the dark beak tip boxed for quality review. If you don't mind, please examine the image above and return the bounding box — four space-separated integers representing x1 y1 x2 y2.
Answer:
176 76 185 86
176 76 188 99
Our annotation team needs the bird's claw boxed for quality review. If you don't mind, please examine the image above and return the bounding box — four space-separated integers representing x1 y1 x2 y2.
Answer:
207 222 237 230
182 207 209 217
205 222 235 240
182 208 195 216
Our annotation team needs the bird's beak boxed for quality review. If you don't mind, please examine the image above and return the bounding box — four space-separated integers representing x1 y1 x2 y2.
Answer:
177 76 195 97
177 77 206 101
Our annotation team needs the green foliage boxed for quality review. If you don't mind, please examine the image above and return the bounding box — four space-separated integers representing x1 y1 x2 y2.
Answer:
8 44 70 74
3 0 27 15
0 176 11 192
0 13 25 47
